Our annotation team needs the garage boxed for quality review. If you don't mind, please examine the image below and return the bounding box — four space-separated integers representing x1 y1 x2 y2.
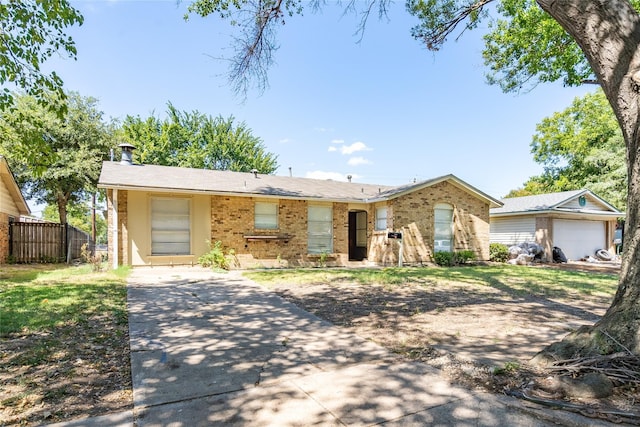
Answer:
553 219 605 261
491 190 623 262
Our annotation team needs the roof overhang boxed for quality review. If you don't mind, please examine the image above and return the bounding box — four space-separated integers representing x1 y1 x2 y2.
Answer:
97 183 372 204
491 209 624 221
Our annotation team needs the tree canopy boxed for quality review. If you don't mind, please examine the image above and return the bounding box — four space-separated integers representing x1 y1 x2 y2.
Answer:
506 90 627 210
0 92 116 224
0 1 83 111
121 103 278 173
42 201 108 244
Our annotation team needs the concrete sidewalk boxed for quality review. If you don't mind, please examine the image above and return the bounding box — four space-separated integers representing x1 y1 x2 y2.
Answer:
47 267 612 426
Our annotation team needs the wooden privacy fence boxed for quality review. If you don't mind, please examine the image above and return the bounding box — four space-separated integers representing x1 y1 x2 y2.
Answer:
9 222 94 263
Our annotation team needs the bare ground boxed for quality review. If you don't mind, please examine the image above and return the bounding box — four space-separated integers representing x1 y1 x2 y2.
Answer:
0 315 132 426
267 263 640 421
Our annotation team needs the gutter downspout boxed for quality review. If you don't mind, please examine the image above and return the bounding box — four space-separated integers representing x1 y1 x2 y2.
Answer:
112 189 119 269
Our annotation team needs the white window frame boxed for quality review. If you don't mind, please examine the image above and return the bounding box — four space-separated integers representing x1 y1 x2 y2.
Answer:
151 197 191 255
434 203 453 253
255 201 278 230
375 206 388 231
308 205 333 254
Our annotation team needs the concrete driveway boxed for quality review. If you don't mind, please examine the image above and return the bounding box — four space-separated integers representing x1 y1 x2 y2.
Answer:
122 267 599 426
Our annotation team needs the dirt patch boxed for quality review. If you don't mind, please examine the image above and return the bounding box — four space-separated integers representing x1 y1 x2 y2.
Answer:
268 269 640 417
0 315 132 426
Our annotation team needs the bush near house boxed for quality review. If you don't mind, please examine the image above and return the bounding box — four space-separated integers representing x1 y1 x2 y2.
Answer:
490 243 510 263
434 250 477 266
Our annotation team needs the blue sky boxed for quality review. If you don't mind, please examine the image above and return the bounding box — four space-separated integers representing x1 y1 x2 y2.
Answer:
49 0 593 204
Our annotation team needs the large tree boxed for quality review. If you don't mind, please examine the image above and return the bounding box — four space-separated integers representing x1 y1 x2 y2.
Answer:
0 1 82 112
187 0 640 359
121 103 278 173
0 92 116 224
506 90 627 211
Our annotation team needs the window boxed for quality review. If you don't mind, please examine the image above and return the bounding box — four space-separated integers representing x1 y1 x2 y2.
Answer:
308 205 333 254
151 198 190 255
434 203 453 253
255 201 278 229
375 206 388 231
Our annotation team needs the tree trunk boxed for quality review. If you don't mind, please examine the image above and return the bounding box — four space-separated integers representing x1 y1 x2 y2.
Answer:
57 192 70 225
533 0 640 358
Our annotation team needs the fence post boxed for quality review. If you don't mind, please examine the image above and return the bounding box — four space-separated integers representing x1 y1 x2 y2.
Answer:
65 223 70 264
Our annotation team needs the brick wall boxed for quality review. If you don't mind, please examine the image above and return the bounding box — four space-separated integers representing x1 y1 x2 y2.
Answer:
106 189 128 266
369 181 491 264
106 181 491 268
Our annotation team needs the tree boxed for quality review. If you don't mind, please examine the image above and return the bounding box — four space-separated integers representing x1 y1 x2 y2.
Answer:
0 92 116 224
186 0 640 359
0 1 83 111
42 200 108 244
506 90 627 211
121 103 278 173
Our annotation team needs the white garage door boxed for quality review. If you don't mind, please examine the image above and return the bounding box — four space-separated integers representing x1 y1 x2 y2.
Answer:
553 219 605 261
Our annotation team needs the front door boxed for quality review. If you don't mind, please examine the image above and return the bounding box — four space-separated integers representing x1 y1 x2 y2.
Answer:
348 211 367 261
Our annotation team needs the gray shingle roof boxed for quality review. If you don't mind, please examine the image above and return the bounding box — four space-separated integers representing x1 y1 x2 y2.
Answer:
490 189 622 216
98 162 502 206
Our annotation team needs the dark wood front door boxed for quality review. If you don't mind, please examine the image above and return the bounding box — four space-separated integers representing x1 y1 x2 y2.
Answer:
348 211 367 261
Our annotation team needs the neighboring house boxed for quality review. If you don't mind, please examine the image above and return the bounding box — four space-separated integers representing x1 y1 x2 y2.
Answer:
490 190 624 261
0 156 30 262
98 155 502 268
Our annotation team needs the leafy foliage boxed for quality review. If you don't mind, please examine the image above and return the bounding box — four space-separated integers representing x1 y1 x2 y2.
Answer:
505 90 627 210
434 250 476 266
121 103 278 173
0 1 83 112
198 240 234 270
482 0 595 92
489 242 509 262
42 200 108 244
0 92 117 224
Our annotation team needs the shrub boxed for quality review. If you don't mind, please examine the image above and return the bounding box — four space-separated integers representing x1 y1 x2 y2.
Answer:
489 243 509 263
454 250 476 264
81 243 103 272
434 251 454 266
434 250 477 266
198 241 234 270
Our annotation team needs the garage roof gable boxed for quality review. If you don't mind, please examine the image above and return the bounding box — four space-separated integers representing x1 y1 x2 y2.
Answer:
491 189 623 218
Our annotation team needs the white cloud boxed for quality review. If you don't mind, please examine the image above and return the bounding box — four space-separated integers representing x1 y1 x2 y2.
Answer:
328 146 337 152
348 156 372 166
341 141 372 155
331 139 344 144
279 138 291 144
305 171 349 181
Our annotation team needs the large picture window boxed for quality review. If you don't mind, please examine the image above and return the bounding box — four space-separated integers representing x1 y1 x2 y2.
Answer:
434 203 453 253
308 205 333 254
375 206 388 231
151 198 190 255
255 201 278 229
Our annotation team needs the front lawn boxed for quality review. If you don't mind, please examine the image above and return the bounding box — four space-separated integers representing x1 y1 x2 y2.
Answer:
246 264 618 298
0 264 132 426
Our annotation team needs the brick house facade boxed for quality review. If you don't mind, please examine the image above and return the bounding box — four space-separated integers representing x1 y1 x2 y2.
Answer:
100 162 501 268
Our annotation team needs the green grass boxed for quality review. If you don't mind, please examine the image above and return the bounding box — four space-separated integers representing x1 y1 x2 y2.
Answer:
0 264 130 337
245 264 618 299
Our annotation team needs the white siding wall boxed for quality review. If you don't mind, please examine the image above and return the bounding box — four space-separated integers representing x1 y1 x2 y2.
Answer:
0 177 19 217
490 217 536 245
561 196 606 211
